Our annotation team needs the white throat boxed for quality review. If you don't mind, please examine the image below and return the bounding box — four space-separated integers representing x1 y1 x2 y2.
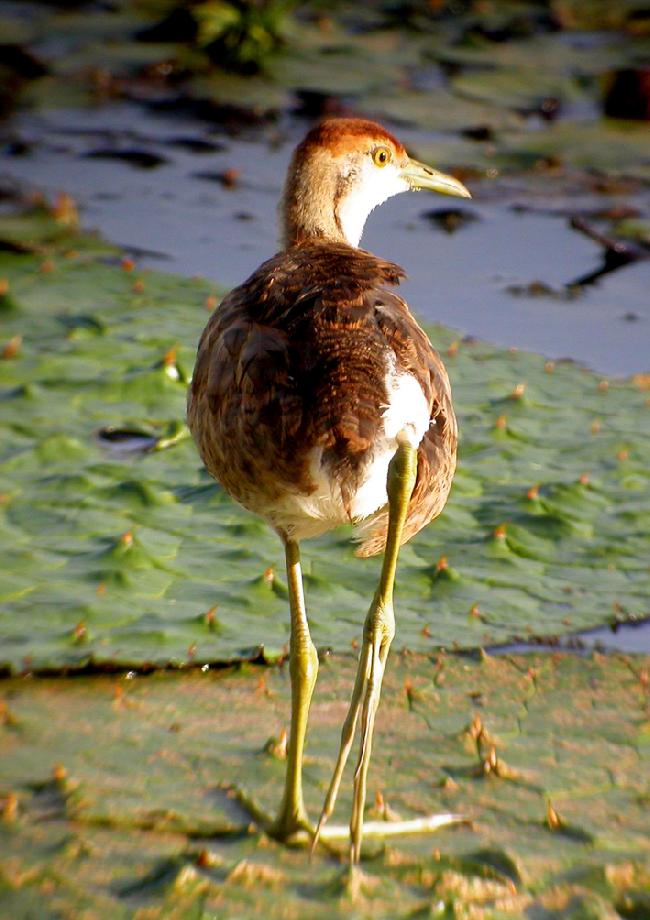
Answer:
337 161 409 247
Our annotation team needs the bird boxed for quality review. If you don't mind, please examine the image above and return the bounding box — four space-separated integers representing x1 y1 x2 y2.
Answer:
187 117 470 863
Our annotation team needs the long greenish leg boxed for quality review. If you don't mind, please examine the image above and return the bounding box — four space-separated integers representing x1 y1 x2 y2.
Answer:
269 538 319 842
310 644 370 852
313 438 417 861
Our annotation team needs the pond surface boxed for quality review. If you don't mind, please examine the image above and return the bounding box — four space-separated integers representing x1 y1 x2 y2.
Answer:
2 102 649 377
495 618 650 656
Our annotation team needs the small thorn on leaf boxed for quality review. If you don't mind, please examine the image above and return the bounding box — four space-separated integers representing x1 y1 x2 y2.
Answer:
52 192 78 227
469 713 483 739
262 566 274 586
0 701 18 727
121 256 135 272
440 776 459 792
495 414 507 430
484 746 498 772
264 727 288 760
1 335 21 360
52 764 67 783
196 849 211 867
219 168 241 188
546 800 564 830
205 294 218 311
2 792 18 822
405 678 419 705
526 485 539 500
509 382 525 399
196 848 223 868
478 745 518 779
73 621 87 643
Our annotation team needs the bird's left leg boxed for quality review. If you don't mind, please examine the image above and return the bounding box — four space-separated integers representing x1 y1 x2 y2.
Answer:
314 435 417 862
268 538 319 843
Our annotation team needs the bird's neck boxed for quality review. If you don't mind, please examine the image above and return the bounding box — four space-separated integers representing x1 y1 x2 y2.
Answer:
281 150 358 248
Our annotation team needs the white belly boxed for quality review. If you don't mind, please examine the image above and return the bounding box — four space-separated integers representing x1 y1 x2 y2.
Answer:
266 360 430 540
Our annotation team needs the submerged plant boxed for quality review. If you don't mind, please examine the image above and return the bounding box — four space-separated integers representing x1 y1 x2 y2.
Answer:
193 0 297 74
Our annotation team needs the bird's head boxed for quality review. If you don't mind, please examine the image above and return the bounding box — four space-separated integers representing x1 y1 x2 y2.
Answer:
282 118 470 248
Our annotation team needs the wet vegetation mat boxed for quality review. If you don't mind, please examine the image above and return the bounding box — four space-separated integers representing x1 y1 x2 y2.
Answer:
1 652 649 918
0 201 648 673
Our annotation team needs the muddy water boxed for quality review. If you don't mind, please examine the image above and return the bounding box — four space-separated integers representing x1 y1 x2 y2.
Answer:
2 103 649 376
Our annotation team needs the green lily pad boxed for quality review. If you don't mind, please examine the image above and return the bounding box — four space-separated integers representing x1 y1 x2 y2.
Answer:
371 86 523 135
438 31 640 80
450 65 581 114
497 120 650 178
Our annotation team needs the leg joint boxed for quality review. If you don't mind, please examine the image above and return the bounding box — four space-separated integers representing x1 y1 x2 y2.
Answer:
290 640 319 685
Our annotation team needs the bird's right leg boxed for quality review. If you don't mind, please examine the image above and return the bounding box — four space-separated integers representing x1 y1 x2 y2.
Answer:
268 538 319 843
312 437 416 859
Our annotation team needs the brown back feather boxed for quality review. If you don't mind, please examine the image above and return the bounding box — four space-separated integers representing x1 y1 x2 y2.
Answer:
187 242 456 551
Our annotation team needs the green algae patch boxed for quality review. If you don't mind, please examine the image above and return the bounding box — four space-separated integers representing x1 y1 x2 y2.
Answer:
0 653 648 917
0 203 649 673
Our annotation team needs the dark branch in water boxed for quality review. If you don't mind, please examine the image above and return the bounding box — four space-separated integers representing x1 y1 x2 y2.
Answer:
568 216 647 288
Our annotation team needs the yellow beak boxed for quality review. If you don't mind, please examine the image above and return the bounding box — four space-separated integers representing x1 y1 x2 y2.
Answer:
401 158 471 198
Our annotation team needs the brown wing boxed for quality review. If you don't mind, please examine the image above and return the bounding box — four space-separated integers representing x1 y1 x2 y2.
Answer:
188 243 405 510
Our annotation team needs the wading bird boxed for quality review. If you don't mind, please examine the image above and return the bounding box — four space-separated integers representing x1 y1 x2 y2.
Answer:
187 118 470 862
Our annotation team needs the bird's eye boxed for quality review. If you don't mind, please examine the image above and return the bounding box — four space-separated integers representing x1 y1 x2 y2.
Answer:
372 146 391 168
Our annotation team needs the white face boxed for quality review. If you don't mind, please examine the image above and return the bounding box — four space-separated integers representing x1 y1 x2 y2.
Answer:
336 155 409 247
